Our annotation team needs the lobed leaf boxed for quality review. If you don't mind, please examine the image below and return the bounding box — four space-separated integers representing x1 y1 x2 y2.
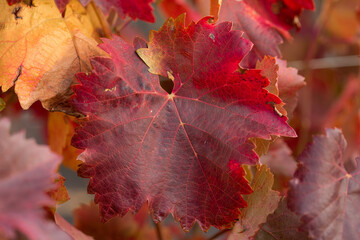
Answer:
0 0 104 112
219 0 314 67
79 0 155 22
72 16 295 231
288 128 360 239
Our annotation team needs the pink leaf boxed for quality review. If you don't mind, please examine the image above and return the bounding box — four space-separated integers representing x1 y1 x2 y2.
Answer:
289 129 360 239
0 118 70 240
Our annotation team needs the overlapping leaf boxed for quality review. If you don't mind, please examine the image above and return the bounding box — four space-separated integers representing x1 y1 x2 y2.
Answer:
72 16 295 231
252 56 304 156
219 0 314 67
79 0 155 22
0 0 104 111
0 118 70 240
288 129 360 239
229 165 280 240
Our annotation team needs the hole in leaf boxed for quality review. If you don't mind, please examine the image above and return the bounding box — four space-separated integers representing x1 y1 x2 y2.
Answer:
159 75 174 94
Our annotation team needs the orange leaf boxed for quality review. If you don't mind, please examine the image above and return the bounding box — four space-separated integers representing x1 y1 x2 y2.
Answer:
48 112 82 170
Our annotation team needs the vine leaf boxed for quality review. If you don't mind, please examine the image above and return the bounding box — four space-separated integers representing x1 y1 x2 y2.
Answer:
288 128 360 239
219 0 314 67
78 0 155 22
0 118 70 240
72 16 295 232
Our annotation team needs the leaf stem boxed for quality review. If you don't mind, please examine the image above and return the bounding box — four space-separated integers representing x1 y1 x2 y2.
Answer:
90 1 112 38
154 222 163 240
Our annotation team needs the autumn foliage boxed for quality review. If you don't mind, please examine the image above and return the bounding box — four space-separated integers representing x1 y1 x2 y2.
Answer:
0 0 359 239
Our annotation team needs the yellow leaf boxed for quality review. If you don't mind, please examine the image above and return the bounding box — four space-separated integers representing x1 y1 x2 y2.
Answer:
0 0 104 111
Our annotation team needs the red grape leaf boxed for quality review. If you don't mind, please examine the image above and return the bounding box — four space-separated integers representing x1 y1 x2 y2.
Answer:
219 0 314 67
254 198 310 240
79 0 155 22
228 165 281 240
72 16 295 231
288 128 360 239
0 118 70 240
